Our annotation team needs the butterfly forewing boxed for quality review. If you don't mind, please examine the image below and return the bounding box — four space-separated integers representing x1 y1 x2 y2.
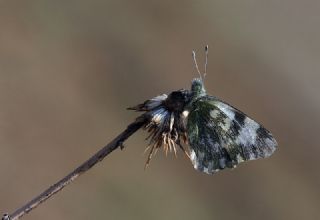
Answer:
187 96 277 174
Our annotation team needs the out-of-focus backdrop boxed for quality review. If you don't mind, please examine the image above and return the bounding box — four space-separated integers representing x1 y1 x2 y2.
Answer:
1 1 319 220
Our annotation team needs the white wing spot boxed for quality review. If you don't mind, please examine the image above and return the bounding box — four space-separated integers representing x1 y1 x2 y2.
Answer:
210 109 220 118
182 110 189 118
203 167 210 174
236 117 259 146
219 118 232 131
215 102 235 120
190 150 199 169
236 154 244 162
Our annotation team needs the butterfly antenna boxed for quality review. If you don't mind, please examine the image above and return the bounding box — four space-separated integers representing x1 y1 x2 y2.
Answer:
192 50 202 80
204 45 208 78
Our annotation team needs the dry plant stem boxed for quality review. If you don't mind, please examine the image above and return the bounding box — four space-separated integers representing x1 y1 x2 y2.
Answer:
2 117 147 220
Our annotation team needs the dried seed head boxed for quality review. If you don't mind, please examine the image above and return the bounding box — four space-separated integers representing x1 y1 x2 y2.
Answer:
128 90 191 167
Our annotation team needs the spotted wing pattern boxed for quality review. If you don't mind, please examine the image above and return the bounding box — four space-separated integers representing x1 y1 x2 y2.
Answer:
187 96 277 174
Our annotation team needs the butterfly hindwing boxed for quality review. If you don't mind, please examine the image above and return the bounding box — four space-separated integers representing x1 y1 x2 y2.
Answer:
186 96 277 174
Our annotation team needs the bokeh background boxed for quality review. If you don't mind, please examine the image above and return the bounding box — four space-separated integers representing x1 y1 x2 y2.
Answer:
1 1 320 220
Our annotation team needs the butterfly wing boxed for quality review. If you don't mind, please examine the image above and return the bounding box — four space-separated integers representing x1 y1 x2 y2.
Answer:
187 96 277 174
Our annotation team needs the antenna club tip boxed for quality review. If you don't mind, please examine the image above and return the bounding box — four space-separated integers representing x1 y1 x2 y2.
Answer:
205 45 208 51
192 50 196 57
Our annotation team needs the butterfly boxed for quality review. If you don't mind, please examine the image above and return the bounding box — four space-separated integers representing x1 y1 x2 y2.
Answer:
129 46 277 174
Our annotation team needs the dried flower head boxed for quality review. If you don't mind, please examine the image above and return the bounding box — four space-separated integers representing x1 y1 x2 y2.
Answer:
128 90 191 168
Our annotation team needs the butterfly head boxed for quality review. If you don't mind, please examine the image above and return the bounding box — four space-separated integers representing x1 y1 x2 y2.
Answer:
191 78 206 97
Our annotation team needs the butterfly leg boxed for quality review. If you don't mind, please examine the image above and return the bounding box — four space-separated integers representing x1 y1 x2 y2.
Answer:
176 140 191 160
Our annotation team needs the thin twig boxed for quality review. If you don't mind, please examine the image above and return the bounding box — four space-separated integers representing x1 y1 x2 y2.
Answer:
2 116 148 220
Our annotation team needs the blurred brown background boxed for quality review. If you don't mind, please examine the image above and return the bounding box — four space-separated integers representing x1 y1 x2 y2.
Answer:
1 1 319 220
